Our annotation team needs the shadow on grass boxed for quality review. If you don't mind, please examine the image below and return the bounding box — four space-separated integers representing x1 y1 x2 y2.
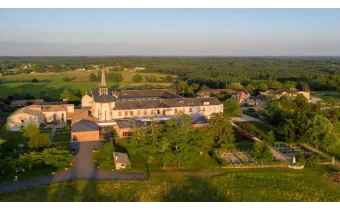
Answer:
161 176 229 202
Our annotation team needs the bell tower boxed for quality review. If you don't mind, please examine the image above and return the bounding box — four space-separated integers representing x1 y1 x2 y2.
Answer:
99 69 108 95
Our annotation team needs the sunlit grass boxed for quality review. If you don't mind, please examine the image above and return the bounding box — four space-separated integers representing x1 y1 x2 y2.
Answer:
1 167 339 201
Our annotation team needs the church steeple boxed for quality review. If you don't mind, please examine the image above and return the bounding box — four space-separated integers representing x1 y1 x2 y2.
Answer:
100 69 107 87
99 69 108 95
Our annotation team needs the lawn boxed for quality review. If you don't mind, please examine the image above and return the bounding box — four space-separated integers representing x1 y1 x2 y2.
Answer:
0 166 339 201
92 150 115 172
0 71 175 100
249 121 284 142
53 128 71 143
0 165 64 184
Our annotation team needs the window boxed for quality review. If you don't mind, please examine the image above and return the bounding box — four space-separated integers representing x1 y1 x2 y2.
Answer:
122 132 131 137
174 109 178 114
202 107 206 112
118 112 122 117
157 110 160 114
125 111 128 116
151 110 154 115
207 107 211 111
182 108 185 113
130 111 133 116
21 120 24 123
144 110 147 115
53 113 57 120
61 113 65 122
213 107 216 111
163 110 165 115
137 110 141 116
189 108 192 112
121 164 126 167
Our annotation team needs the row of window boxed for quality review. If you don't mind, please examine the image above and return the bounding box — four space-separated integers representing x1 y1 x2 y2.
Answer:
117 106 221 117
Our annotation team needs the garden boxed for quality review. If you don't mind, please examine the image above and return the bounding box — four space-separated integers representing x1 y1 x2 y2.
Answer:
0 124 74 183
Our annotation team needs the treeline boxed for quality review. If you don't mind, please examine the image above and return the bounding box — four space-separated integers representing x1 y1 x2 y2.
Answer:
2 57 340 91
262 94 340 150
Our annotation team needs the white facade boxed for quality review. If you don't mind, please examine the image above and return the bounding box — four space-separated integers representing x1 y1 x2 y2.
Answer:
111 104 223 120
7 112 44 131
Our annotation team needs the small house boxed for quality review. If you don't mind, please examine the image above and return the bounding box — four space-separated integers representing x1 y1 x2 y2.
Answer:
113 152 131 169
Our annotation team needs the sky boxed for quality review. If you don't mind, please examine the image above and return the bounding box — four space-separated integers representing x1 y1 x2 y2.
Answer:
1 8 340 56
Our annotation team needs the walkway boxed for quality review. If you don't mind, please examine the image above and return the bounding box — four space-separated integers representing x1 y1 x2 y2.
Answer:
0 141 145 193
300 143 340 168
231 114 266 124
231 121 288 162
231 114 279 132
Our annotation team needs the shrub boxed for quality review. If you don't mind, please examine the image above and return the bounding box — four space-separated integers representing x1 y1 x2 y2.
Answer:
89 73 97 81
251 141 273 163
32 78 38 83
97 142 115 163
62 76 76 82
42 147 74 167
132 74 143 83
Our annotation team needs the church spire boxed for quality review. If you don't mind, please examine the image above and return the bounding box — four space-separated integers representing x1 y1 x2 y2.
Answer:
100 69 107 87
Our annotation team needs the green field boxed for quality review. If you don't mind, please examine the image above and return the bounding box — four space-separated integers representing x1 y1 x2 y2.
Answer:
0 166 339 201
311 91 340 106
0 71 174 100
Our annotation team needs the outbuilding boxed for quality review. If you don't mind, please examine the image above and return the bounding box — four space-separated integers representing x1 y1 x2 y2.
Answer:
113 152 131 169
71 120 100 141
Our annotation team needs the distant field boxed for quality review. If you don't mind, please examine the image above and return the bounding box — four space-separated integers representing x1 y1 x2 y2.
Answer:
0 166 339 201
311 91 340 105
0 71 174 100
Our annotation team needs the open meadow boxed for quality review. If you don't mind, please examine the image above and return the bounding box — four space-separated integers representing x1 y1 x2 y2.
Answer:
0 166 339 202
0 71 174 100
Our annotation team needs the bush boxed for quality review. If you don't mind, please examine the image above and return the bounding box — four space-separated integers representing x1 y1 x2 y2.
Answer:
107 73 123 83
97 142 115 163
42 147 74 167
164 75 174 82
32 78 38 83
146 75 158 82
62 76 76 82
132 74 143 83
251 141 273 163
296 152 320 167
89 73 97 81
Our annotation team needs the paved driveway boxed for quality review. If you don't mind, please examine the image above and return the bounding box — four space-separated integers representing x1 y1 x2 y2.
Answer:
0 141 145 193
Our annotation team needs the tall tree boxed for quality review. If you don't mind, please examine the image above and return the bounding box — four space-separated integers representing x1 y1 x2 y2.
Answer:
203 113 235 147
223 98 242 116
23 124 50 149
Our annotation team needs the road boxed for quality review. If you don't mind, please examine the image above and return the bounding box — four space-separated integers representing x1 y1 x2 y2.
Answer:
0 141 145 193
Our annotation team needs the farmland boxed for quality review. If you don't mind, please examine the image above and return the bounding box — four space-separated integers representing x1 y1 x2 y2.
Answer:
0 71 174 100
